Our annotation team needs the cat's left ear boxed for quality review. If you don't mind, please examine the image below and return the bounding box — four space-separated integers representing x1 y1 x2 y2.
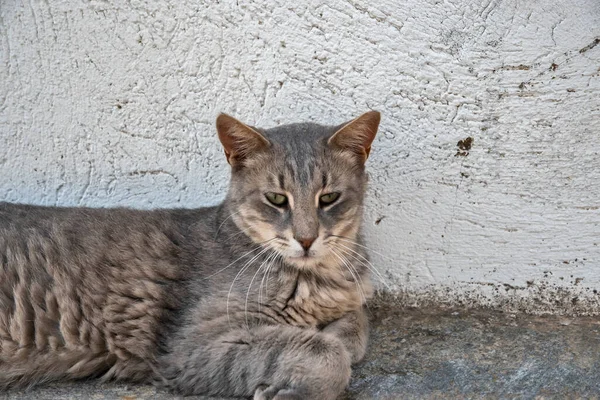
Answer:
216 113 271 166
328 111 381 163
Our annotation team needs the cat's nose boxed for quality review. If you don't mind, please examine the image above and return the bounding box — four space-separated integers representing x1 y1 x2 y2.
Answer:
297 237 316 251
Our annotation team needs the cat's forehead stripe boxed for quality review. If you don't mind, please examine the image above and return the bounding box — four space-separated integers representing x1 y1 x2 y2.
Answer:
262 122 343 190
300 159 313 186
285 161 296 181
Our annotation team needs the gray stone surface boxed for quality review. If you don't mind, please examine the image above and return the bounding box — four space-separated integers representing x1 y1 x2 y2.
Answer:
345 301 600 399
4 300 600 399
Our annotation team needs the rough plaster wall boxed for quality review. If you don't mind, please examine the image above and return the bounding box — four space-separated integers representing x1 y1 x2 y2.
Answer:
1 0 599 314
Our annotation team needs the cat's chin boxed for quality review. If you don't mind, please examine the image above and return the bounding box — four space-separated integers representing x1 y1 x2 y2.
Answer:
284 253 341 272
285 255 323 270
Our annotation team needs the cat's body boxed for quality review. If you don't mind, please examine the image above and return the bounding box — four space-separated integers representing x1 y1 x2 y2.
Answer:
0 112 380 399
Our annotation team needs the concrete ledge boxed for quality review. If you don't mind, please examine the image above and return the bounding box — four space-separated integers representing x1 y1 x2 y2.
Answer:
346 299 600 399
6 298 600 399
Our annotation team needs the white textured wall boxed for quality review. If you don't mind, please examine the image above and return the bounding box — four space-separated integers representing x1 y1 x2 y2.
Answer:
1 0 599 314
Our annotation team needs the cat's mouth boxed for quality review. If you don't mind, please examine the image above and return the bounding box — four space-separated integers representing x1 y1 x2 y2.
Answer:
291 248 312 258
287 252 312 263
273 241 327 268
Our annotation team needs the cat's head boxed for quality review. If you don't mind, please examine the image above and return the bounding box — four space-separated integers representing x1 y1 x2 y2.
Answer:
217 111 380 270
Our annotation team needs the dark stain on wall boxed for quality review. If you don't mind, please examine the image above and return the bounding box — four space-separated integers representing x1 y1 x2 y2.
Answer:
455 137 473 157
579 38 600 54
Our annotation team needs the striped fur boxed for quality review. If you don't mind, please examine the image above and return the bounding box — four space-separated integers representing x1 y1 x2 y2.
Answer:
0 112 380 399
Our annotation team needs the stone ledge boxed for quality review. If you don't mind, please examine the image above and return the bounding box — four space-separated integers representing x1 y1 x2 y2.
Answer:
6 301 600 399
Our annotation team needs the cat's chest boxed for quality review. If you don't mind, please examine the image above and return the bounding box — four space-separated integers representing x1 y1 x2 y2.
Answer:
268 271 372 327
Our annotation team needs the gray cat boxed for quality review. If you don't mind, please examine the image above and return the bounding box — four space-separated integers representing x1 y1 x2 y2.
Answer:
0 111 381 400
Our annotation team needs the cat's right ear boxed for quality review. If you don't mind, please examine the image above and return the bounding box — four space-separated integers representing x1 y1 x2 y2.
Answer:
216 113 271 166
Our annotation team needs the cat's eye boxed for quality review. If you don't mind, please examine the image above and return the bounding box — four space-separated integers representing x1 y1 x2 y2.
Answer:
265 192 288 207
319 192 340 206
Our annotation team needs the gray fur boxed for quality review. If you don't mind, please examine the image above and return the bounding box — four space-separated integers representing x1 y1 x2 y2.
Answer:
0 112 380 399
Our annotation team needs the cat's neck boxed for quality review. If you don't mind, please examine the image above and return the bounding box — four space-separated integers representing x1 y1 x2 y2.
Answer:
267 261 371 326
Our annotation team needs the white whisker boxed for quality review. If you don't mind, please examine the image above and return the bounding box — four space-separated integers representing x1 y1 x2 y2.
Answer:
226 241 274 327
222 225 255 244
259 252 280 323
214 210 243 239
202 244 263 280
332 235 392 261
335 243 391 290
246 251 277 329
330 248 368 306
258 252 276 310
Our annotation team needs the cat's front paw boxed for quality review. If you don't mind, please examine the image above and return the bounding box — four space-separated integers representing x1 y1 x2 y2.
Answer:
254 385 303 400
